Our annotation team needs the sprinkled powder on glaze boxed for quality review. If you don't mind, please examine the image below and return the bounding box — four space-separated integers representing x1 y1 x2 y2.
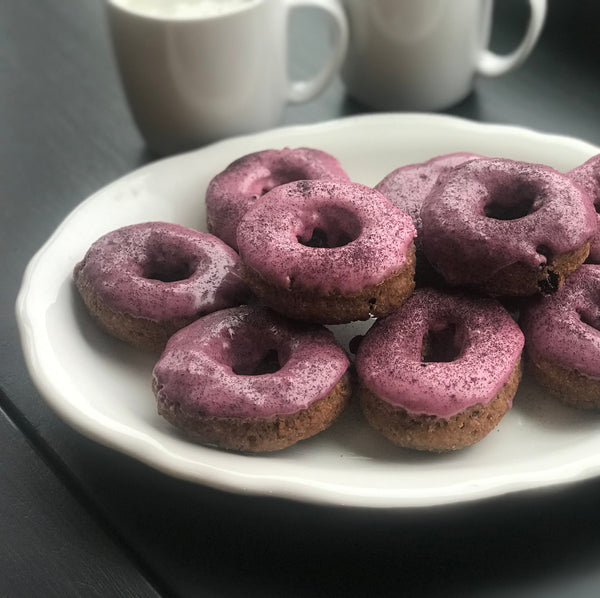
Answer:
152 305 350 418
375 152 482 249
205 147 350 250
73 221 248 321
569 154 600 263
521 264 600 377
356 288 524 418
420 158 597 286
236 180 416 294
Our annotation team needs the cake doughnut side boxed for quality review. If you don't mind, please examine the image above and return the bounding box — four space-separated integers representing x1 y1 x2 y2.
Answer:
568 154 600 263
421 158 597 296
152 305 351 452
73 222 249 351
205 147 350 250
236 180 417 324
521 264 600 409
355 288 524 451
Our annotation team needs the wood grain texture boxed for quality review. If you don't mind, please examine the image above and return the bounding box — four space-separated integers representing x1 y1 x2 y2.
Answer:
0 400 161 598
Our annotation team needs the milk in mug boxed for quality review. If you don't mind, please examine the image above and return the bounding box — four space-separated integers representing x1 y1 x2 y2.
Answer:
111 0 255 18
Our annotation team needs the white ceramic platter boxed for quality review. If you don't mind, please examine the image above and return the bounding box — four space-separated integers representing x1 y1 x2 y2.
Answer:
16 113 600 508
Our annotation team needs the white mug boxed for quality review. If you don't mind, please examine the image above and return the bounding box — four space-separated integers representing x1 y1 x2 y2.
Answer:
106 0 348 155
341 0 547 111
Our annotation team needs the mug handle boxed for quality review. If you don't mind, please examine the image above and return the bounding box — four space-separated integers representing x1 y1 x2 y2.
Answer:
284 0 349 104
477 0 547 77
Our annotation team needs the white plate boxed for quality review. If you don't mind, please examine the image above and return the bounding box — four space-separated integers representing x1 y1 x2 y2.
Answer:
16 113 600 508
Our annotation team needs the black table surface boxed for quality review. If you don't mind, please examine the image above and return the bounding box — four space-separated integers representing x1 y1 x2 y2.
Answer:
3 1 600 596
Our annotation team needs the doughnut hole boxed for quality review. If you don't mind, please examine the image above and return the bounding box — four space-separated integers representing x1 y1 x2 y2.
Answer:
232 349 282 376
142 244 198 282
297 205 362 249
421 321 464 363
483 180 541 221
215 331 292 376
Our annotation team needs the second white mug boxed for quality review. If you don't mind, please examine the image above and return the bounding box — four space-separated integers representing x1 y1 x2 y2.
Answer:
106 0 349 155
341 0 547 111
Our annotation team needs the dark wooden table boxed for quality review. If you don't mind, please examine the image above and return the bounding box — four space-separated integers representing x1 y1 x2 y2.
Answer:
3 0 600 596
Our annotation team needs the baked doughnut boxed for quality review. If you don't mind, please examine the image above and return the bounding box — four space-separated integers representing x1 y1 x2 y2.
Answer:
205 147 349 250
236 179 417 324
355 288 524 451
568 154 600 263
376 152 482 286
74 221 249 351
375 152 482 250
152 305 351 452
521 264 600 409
421 158 597 296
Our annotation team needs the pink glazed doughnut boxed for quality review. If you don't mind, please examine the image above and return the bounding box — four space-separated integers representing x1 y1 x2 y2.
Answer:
205 147 350 250
521 264 600 409
74 222 249 351
236 179 417 324
568 154 600 263
421 158 597 296
376 152 483 287
375 152 483 250
152 305 351 452
356 288 524 451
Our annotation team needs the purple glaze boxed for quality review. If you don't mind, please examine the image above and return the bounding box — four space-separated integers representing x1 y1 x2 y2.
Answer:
236 180 416 294
375 152 482 249
421 158 597 287
152 305 350 418
205 147 350 250
73 222 248 322
356 288 524 418
569 154 600 263
521 264 600 377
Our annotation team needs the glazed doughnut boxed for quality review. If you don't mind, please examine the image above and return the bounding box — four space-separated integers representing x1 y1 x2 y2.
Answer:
376 152 482 286
152 305 351 452
421 158 597 296
355 288 524 451
74 222 249 351
568 154 600 263
236 180 417 324
521 264 600 409
375 152 482 250
205 147 349 250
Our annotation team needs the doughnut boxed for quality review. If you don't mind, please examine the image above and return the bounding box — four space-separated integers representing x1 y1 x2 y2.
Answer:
375 152 482 286
568 154 600 263
152 305 351 452
236 179 417 324
205 147 350 250
421 158 597 296
521 264 600 409
355 288 524 451
73 221 249 351
375 152 483 250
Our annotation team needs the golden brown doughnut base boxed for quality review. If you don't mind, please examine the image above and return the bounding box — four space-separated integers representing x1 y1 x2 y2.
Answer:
241 244 416 324
359 359 522 452
156 373 352 453
473 242 590 297
528 354 600 409
74 280 192 352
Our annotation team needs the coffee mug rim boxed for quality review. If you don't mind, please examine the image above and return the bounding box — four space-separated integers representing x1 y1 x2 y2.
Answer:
106 0 263 23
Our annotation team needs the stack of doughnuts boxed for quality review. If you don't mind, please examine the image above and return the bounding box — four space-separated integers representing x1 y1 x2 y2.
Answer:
74 145 600 454
420 158 595 296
